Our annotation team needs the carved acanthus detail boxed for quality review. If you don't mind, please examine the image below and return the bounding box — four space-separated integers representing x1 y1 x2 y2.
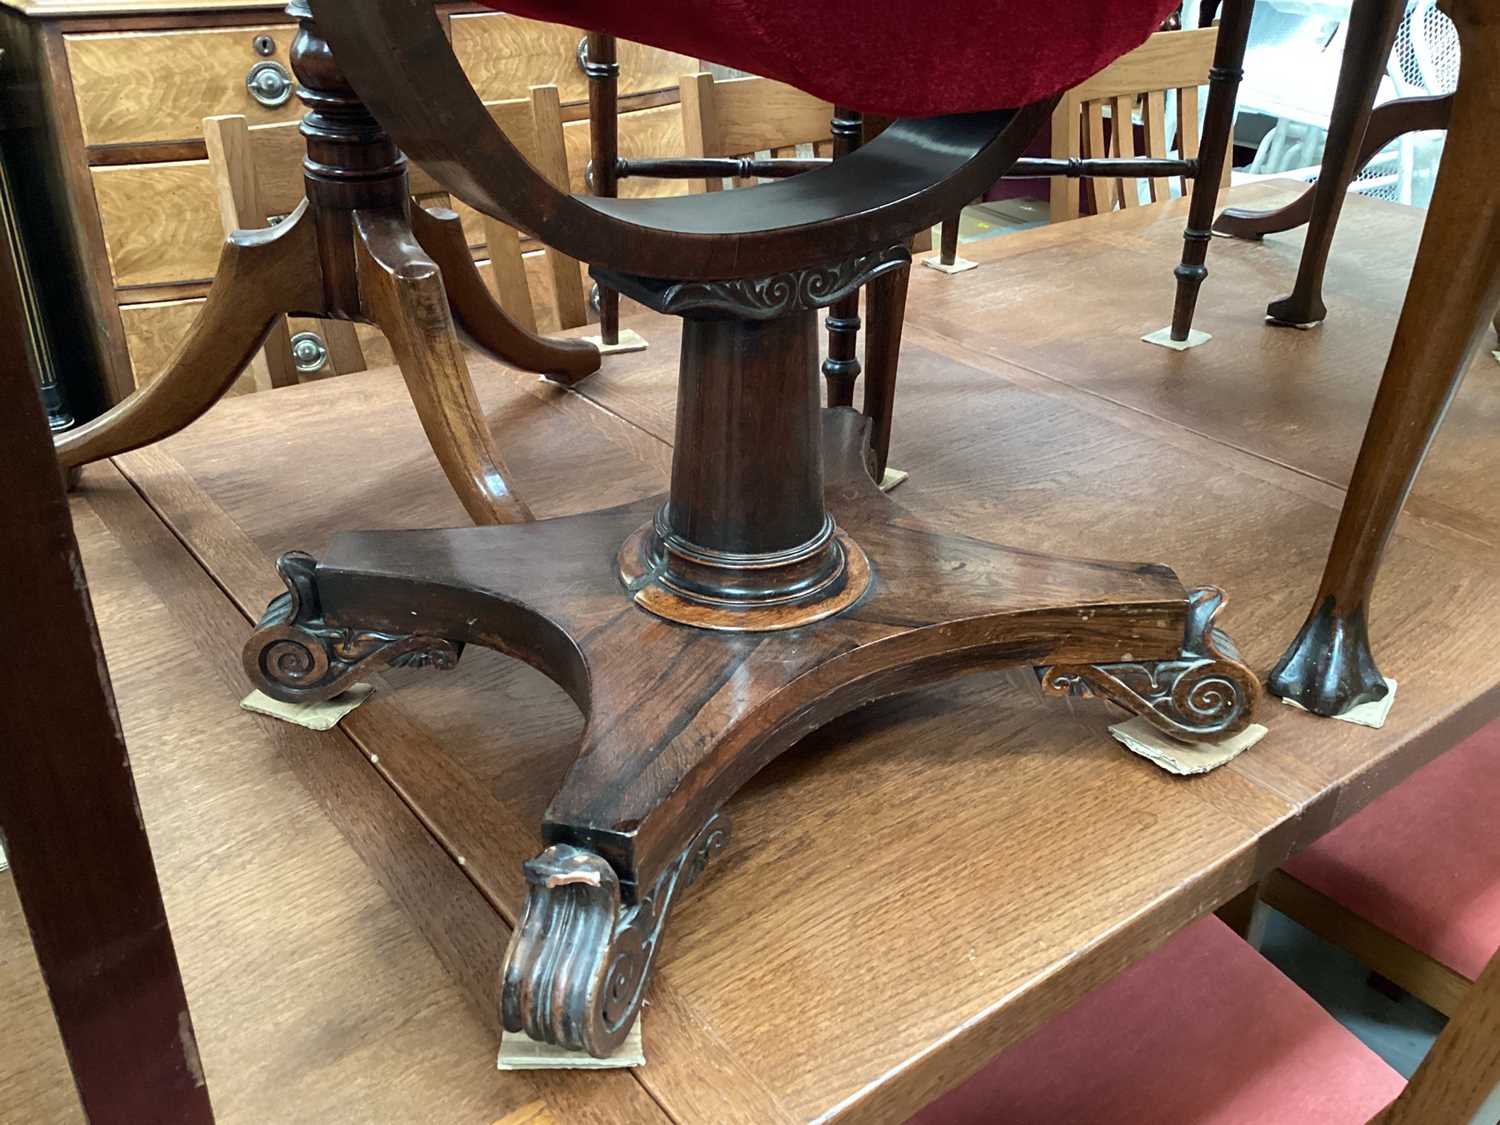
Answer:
599 245 912 320
501 812 731 1057
1038 586 1260 742
242 551 462 703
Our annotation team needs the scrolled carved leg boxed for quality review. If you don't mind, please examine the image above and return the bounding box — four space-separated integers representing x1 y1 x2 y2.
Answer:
242 551 463 704
501 812 730 1057
1038 587 1260 742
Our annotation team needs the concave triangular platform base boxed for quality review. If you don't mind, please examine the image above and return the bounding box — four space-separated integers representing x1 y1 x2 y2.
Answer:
243 409 1258 1056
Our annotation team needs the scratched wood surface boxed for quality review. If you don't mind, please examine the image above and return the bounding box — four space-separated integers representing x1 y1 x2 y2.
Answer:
8 183 1500 1123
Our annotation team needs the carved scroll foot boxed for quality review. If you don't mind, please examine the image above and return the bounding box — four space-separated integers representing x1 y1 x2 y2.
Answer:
501 812 730 1057
1267 596 1387 717
1038 587 1260 743
242 551 463 704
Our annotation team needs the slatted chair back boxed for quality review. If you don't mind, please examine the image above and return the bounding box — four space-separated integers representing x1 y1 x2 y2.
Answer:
678 72 835 192
203 85 587 390
1051 25 1221 220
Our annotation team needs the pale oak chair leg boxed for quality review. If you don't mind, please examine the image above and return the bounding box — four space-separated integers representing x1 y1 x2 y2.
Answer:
1265 0 1404 327
354 208 534 526
1269 0 1500 715
409 205 601 387
1168 0 1253 340
55 202 323 473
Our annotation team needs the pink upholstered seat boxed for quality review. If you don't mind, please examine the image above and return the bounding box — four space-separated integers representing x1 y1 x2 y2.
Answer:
484 1 1180 117
1282 721 1500 981
908 916 1404 1124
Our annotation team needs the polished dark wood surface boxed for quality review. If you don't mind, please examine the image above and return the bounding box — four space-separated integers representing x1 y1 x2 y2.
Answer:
316 0 1052 280
22 184 1500 1118
0 201 213 1122
254 12 1223 1057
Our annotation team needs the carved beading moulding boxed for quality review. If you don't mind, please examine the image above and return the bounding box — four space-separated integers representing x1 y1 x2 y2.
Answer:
596 244 913 320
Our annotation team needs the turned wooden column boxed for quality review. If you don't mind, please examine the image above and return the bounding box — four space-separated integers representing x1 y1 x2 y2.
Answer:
659 310 839 604
607 251 914 629
1168 0 1252 340
585 31 621 345
821 106 863 407
288 0 404 306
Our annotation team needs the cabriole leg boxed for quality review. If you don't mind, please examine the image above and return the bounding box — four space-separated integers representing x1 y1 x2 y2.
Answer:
1270 0 1500 714
1265 0 1404 328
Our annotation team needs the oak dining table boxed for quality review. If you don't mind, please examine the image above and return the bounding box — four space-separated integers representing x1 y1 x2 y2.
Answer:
5 180 1499 1124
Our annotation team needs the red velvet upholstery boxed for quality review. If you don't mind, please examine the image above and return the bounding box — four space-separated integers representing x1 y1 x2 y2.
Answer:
485 1 1180 117
908 917 1405 1124
1283 720 1500 981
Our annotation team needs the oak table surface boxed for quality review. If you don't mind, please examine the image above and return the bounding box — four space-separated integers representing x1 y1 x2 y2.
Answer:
6 182 1499 1123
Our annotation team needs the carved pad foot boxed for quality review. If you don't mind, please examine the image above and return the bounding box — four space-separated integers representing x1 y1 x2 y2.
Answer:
1266 292 1327 329
501 813 730 1057
1267 595 1388 717
242 551 463 704
1038 587 1260 742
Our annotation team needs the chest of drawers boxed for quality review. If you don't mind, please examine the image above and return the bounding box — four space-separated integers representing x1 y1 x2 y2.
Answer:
0 0 692 417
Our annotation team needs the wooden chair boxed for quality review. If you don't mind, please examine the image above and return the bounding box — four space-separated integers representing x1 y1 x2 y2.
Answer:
930 22 1222 265
1239 720 1500 1019
675 72 837 189
1050 24 1222 221
202 85 590 393
910 912 1500 1123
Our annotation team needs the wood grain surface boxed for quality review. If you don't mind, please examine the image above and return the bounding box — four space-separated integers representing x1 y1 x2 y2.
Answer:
12 184 1500 1122
63 21 301 146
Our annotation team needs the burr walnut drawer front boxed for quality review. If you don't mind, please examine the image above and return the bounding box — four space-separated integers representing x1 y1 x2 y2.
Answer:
64 23 304 150
118 299 343 392
449 11 695 104
92 99 691 297
92 160 221 292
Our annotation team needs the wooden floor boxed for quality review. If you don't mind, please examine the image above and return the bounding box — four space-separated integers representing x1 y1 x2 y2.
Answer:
7 181 1500 1124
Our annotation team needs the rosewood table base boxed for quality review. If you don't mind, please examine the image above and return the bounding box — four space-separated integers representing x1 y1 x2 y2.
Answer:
243 406 1259 1055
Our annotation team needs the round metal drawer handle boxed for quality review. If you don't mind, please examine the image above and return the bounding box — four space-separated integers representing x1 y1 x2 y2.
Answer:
575 35 589 74
246 60 294 108
289 331 330 373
